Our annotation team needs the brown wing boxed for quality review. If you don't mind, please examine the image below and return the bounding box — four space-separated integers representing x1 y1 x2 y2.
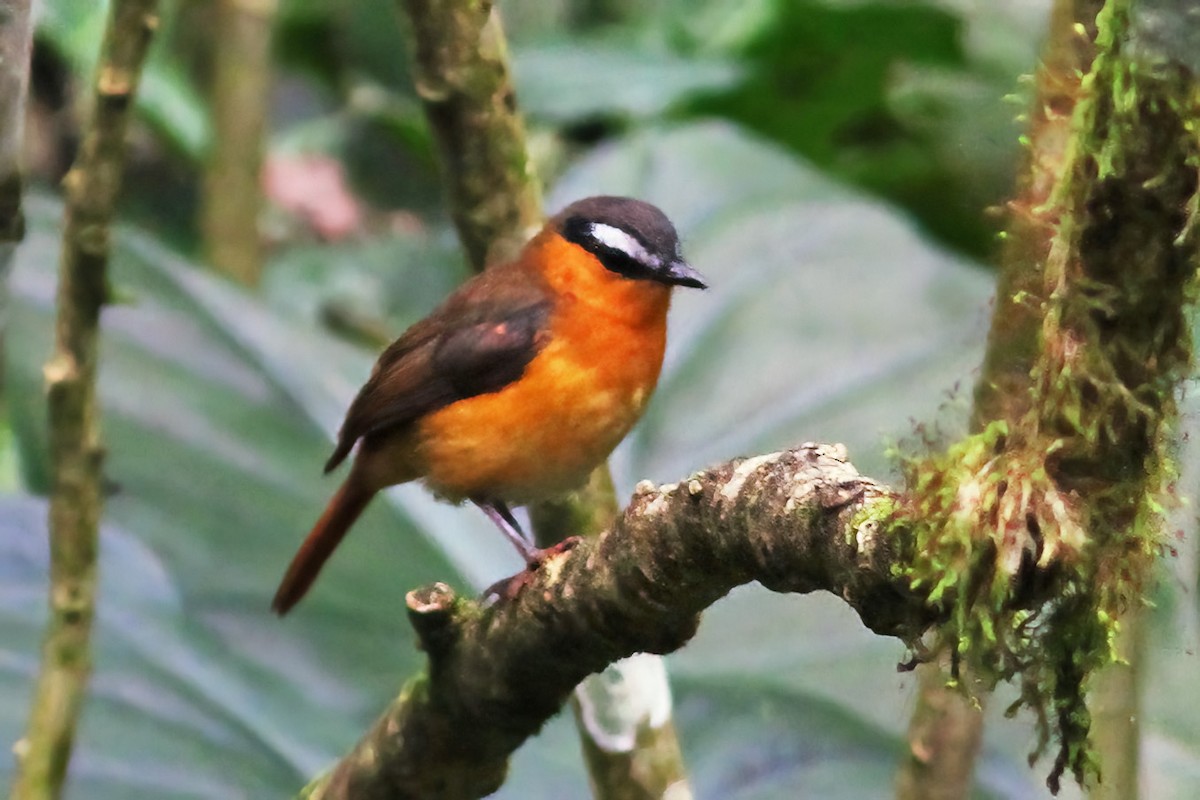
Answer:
323 265 553 473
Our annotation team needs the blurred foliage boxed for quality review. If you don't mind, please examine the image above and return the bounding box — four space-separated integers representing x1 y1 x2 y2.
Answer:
8 1 1200 799
29 0 1035 259
661 0 1032 257
36 0 210 159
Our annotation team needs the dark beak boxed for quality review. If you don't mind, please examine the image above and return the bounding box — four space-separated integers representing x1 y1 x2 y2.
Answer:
662 259 707 289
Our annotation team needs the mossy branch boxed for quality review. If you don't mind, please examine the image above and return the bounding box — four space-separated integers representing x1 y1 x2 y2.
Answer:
972 0 1106 431
201 0 274 286
399 0 543 271
298 444 930 800
900 0 1200 791
8 3 159 799
898 4 1107 797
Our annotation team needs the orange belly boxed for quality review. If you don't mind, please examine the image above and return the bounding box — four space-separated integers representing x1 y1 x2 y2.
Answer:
415 293 668 503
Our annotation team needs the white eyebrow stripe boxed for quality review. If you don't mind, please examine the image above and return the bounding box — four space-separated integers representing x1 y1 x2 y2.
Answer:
588 222 659 267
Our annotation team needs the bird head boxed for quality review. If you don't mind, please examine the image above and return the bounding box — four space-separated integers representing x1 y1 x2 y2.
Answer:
555 196 707 290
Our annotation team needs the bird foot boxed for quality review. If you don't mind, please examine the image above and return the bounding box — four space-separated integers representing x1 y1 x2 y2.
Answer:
484 571 534 603
483 536 583 602
524 535 582 568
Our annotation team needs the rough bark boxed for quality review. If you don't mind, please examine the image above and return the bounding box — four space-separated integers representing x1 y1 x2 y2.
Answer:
8 2 160 799
299 444 928 800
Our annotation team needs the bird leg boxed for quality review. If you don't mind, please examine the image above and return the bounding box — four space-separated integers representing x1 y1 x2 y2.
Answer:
474 499 539 564
475 499 581 568
475 499 585 601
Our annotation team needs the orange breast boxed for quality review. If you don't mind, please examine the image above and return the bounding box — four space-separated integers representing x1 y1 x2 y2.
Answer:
415 236 671 503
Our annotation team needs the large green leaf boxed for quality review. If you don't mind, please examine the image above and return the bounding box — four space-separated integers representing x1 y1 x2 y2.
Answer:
2 195 490 797
5 119 1199 799
2 495 329 798
513 43 740 123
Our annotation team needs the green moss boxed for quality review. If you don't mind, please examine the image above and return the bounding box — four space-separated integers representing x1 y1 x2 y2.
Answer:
894 413 1160 789
400 670 431 703
892 26 1195 790
850 496 900 547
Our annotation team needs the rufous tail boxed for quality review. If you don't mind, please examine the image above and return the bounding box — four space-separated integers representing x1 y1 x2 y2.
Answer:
272 479 375 615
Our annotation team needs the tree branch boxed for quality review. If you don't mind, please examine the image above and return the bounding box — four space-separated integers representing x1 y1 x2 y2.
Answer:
298 444 930 799
8 2 160 799
971 0 1103 430
898 2 1106 797
395 0 691 794
530 468 691 800
201 0 275 286
400 0 543 270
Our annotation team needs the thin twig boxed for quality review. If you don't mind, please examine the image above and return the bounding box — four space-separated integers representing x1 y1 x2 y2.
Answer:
8 3 160 799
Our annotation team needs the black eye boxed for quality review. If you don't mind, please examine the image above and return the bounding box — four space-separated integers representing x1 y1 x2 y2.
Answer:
561 215 669 282
585 223 657 265
592 244 653 280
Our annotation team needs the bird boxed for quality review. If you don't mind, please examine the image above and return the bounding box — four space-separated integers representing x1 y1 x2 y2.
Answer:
271 196 706 614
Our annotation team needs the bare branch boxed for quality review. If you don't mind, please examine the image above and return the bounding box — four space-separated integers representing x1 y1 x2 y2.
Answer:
9 3 160 799
201 0 275 286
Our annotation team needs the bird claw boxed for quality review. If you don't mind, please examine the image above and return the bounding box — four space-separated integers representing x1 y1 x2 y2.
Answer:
524 535 582 568
483 570 535 603
483 536 583 602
